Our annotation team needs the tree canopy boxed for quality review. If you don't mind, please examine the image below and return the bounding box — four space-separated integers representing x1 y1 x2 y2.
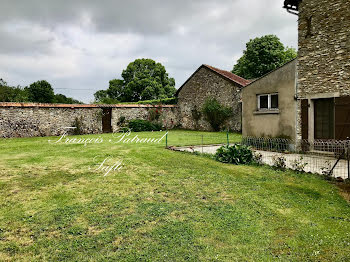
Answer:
94 58 176 103
232 35 297 79
26 80 55 103
0 78 82 104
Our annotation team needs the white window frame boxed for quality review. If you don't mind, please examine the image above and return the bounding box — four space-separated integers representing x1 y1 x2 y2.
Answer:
257 93 278 111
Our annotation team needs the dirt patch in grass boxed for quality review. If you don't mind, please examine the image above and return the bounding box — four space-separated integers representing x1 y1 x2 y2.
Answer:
336 182 350 202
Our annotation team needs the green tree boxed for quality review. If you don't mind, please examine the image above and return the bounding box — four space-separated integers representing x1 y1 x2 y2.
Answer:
54 94 82 104
232 35 297 79
94 58 176 103
0 79 29 102
26 80 55 103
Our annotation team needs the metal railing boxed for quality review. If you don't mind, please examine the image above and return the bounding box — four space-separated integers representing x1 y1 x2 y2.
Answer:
242 137 350 180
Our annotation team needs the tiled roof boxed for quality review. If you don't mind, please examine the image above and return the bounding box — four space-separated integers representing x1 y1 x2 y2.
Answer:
176 64 250 96
0 102 177 108
203 64 251 87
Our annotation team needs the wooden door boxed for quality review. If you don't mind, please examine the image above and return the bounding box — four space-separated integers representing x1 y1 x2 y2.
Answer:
301 99 309 140
335 96 350 140
314 98 334 140
102 108 112 133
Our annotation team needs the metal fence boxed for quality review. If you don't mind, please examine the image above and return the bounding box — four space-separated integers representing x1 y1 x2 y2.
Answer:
242 137 350 180
166 132 350 179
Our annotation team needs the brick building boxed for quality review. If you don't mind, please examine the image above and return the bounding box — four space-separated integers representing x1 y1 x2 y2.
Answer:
284 0 350 141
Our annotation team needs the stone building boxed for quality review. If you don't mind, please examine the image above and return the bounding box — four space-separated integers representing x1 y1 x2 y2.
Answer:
284 0 350 141
242 59 297 139
176 64 250 131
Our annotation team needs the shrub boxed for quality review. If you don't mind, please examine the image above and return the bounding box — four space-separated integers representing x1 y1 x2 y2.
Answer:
291 156 308 173
272 155 286 170
215 144 253 165
118 116 126 126
148 107 162 122
321 160 333 179
253 152 263 165
72 117 83 135
202 97 232 131
128 119 162 132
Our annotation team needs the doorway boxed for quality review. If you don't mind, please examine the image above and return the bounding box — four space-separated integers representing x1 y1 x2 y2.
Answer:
314 98 334 139
102 108 112 133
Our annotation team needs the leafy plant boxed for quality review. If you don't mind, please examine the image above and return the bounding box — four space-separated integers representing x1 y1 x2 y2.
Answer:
72 117 84 135
321 160 333 180
148 107 162 122
128 119 162 132
215 144 253 165
202 97 232 131
272 155 286 170
253 152 263 165
116 116 127 128
291 156 308 173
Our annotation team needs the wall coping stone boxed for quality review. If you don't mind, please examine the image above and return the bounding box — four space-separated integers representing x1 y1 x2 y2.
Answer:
0 102 178 109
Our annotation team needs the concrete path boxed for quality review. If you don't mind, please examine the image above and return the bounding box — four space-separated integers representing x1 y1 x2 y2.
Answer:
170 144 349 180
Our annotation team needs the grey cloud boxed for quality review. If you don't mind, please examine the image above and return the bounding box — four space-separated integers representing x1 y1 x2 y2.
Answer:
0 0 298 102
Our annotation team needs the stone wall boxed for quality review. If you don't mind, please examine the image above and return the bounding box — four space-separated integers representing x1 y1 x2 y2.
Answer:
298 0 350 98
177 67 243 132
0 104 102 138
0 103 179 138
111 105 179 132
296 0 350 140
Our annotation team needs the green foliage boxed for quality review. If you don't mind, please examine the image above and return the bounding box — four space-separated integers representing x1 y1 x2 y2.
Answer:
26 80 55 103
128 119 162 132
72 117 83 135
54 94 82 104
0 82 29 102
202 97 232 131
118 116 126 126
94 58 176 103
232 35 297 79
272 155 287 170
215 144 253 165
291 156 308 173
137 97 178 105
0 78 82 104
148 107 162 122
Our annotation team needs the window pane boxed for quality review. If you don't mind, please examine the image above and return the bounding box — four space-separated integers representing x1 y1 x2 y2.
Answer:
259 95 268 109
271 94 278 109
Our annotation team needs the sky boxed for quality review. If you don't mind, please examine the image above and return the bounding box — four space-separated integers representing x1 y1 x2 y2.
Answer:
0 0 298 103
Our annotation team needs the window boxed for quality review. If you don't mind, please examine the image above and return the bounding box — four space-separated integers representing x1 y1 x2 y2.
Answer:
257 93 279 110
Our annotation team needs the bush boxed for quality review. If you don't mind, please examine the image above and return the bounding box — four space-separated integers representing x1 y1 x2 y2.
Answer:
215 144 253 165
72 117 83 135
202 97 232 131
148 107 162 122
272 155 286 170
291 156 308 173
128 119 162 132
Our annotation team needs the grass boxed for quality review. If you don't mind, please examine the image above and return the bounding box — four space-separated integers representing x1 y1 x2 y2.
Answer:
0 130 349 261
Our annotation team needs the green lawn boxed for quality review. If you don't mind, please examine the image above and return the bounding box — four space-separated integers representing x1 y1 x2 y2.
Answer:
0 130 349 261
